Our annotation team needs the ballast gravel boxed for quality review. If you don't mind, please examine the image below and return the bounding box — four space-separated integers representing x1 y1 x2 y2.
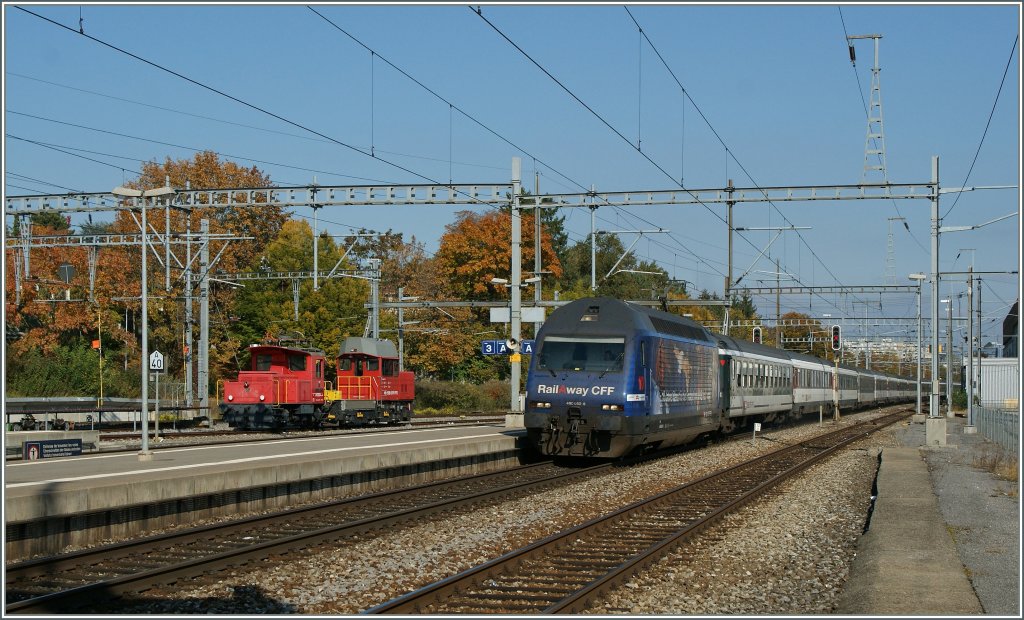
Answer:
97 411 904 615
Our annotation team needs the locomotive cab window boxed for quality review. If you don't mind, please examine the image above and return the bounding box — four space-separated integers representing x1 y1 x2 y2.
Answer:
255 353 272 371
366 358 379 372
383 359 399 376
537 336 625 372
288 354 306 372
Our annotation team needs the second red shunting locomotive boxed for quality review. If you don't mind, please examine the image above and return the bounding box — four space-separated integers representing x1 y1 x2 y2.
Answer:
332 336 414 426
219 335 414 430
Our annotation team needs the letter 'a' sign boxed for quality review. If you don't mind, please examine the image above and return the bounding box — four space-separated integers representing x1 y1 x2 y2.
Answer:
149 350 164 371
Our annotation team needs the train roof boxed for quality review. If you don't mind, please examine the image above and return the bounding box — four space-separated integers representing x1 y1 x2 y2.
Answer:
713 333 792 362
250 341 325 357
251 332 325 356
786 349 831 366
541 297 714 343
339 336 399 358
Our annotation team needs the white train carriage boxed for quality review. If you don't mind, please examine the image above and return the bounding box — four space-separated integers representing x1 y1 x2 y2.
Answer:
837 364 860 410
790 352 836 416
858 372 877 408
717 336 793 431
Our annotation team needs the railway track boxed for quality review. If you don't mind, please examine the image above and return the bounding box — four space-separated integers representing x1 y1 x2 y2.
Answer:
5 409 909 614
367 410 910 614
3 460 610 614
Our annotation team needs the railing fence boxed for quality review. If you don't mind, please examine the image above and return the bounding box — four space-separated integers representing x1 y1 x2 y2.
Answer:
974 407 1019 456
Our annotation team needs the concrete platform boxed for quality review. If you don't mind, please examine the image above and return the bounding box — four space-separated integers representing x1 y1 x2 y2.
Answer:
4 425 526 560
837 447 984 615
4 430 101 458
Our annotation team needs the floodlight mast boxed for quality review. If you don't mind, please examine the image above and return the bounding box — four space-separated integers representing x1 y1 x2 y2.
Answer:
112 185 174 460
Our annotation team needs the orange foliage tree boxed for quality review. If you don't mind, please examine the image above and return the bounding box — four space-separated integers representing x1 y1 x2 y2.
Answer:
434 209 563 300
399 208 564 381
5 152 287 398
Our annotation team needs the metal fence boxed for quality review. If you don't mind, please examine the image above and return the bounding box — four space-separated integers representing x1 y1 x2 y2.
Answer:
971 358 1019 410
975 407 1019 456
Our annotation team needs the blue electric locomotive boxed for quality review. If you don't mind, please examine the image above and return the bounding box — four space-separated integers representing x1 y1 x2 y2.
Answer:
524 296 919 458
524 297 721 457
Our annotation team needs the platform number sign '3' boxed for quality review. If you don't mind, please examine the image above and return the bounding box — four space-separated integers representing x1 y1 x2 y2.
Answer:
149 350 164 371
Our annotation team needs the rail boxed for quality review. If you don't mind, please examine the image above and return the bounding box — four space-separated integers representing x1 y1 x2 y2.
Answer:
368 411 909 614
4 461 611 614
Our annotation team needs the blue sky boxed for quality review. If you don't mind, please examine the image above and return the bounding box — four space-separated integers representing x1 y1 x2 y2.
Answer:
3 2 1021 348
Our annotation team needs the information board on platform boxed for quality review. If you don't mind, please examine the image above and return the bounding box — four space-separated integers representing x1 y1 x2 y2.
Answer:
23 439 83 460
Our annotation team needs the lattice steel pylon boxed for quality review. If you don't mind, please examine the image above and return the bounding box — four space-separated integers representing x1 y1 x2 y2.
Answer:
848 34 889 184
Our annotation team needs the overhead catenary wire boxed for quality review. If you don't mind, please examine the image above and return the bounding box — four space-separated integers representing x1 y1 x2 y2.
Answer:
490 6 857 316
13 6 511 217
12 6 745 295
5 171 85 194
6 70 510 172
942 33 1019 220
11 5 709 290
8 112 400 185
619 7 870 310
309 5 731 282
8 133 143 178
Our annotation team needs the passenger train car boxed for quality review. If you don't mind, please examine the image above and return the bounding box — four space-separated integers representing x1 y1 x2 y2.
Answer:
524 297 918 458
219 335 414 430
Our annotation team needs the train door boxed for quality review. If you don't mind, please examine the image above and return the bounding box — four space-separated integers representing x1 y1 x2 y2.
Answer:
718 355 731 412
637 339 651 414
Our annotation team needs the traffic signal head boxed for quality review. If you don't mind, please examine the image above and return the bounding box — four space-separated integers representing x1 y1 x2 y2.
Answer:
752 326 762 345
831 325 842 351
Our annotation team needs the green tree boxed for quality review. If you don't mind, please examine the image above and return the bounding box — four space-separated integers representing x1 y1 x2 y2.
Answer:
555 233 667 300
229 220 369 374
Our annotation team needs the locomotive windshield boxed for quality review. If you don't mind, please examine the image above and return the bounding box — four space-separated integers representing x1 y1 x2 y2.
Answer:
537 336 625 372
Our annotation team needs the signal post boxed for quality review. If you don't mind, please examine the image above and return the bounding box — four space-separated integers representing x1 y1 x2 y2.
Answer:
832 325 842 421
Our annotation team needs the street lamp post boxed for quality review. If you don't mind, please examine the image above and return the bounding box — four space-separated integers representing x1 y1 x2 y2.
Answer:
944 298 954 418
966 267 976 432
112 185 175 460
909 273 926 419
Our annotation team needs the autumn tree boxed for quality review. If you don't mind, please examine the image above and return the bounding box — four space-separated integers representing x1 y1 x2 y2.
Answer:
405 208 563 382
5 208 141 396
4 152 287 398
434 209 563 301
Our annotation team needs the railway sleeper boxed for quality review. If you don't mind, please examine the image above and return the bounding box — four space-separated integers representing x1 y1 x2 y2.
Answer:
545 558 622 570
443 597 551 611
504 574 594 587
483 583 581 595
462 591 564 602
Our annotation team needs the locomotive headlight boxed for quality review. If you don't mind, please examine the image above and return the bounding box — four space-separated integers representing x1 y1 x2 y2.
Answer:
259 394 265 401
227 394 234 401
601 404 623 411
532 401 552 409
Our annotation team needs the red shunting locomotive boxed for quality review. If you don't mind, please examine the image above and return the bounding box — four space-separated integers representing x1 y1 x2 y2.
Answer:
219 335 414 430
331 336 414 426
